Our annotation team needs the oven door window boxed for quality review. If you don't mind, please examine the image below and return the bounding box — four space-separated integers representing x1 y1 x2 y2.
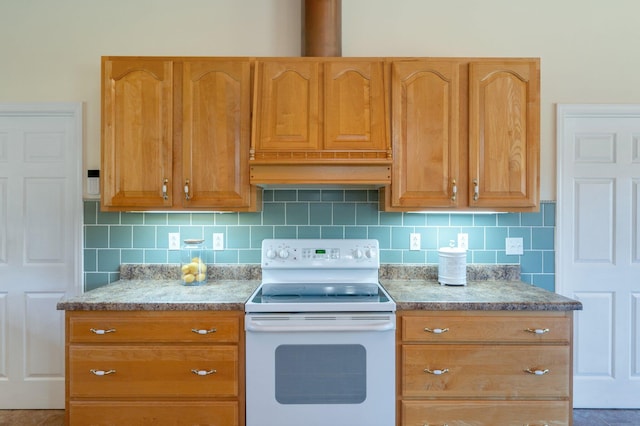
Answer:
275 344 366 404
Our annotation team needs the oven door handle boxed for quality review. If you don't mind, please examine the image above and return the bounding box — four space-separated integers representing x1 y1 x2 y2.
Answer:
245 321 395 333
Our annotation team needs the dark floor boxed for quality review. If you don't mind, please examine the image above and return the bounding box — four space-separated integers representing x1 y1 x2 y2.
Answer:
0 409 639 425
573 409 640 425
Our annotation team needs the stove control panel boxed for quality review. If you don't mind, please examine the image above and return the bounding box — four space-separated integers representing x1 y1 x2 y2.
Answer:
261 239 379 268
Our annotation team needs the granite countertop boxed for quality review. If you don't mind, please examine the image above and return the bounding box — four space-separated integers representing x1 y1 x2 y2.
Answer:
382 280 582 311
57 264 261 311
57 264 582 312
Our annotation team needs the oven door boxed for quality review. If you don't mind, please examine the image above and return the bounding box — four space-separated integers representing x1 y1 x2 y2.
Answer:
245 312 396 426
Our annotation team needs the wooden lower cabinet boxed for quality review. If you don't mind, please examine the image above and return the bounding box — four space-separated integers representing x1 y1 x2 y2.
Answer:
397 311 573 426
402 400 570 425
68 401 238 426
65 311 244 426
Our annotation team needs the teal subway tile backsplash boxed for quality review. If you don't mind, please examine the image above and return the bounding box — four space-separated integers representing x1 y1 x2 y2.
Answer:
83 191 557 292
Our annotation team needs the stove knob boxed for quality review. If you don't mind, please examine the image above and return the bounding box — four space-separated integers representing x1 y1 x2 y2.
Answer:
265 249 277 259
353 248 364 259
278 249 290 259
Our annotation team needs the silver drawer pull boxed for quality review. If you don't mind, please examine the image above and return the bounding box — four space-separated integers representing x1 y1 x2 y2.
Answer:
90 328 116 335
524 424 549 426
191 328 217 335
424 327 449 334
90 369 116 376
424 368 449 375
423 424 449 426
191 369 217 376
525 328 550 334
524 368 550 376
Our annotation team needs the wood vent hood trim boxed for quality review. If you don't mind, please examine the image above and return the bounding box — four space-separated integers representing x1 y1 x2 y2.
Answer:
250 163 391 188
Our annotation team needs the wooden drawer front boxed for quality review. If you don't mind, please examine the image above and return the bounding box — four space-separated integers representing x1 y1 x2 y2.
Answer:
68 311 240 343
69 345 238 398
69 401 238 426
402 345 569 398
402 400 570 426
402 313 570 343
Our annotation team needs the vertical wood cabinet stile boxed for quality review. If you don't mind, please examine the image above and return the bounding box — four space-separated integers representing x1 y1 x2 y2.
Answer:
396 311 573 426
65 310 245 426
101 56 260 212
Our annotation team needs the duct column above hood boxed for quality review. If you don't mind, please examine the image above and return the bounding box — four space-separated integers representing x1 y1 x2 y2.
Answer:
302 0 341 57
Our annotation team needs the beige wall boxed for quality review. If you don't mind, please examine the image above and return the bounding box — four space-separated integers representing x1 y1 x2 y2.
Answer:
2 0 639 200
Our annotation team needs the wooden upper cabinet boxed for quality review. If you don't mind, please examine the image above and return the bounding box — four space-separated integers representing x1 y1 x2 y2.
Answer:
101 57 259 211
251 58 390 161
469 60 540 209
102 59 174 209
387 60 461 209
324 61 387 151
383 57 540 212
253 60 320 152
182 60 254 209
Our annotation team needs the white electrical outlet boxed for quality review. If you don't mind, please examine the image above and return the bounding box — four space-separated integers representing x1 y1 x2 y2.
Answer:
410 233 421 251
505 237 524 255
168 233 180 250
457 233 469 250
213 233 224 251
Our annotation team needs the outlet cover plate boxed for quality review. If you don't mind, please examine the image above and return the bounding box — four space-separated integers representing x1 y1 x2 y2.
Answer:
168 233 180 250
213 233 224 251
410 233 421 250
457 233 469 250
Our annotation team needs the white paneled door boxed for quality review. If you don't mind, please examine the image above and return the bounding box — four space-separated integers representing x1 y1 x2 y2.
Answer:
0 104 82 408
557 104 640 408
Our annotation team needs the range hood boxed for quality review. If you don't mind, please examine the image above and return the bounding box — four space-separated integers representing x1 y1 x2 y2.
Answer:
249 0 392 188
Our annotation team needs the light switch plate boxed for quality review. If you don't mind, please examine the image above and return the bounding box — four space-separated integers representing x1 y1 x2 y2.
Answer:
505 237 524 255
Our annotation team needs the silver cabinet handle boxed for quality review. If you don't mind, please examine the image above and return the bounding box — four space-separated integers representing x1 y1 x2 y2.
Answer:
524 368 550 375
162 178 169 200
451 179 457 202
423 424 449 426
525 328 550 334
473 178 479 201
184 179 190 200
90 328 116 335
191 369 216 376
424 327 449 334
90 369 116 376
191 328 217 335
424 368 449 375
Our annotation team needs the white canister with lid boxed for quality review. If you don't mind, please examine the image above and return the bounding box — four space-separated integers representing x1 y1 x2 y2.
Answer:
438 242 467 286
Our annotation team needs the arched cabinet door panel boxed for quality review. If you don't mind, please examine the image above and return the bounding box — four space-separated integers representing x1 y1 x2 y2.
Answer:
102 59 174 209
468 60 540 209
